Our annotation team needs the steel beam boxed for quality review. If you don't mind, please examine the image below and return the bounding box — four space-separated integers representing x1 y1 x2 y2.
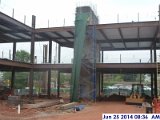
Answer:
54 32 71 43
0 12 32 31
118 28 127 49
101 46 160 51
99 29 113 48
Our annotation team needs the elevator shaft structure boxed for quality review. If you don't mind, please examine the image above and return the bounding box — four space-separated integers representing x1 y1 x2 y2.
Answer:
71 6 99 102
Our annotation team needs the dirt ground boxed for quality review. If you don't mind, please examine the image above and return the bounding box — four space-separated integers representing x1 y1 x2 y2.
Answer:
0 100 146 120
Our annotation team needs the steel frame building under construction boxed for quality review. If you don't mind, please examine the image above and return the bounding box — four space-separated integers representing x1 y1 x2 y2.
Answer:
0 6 160 102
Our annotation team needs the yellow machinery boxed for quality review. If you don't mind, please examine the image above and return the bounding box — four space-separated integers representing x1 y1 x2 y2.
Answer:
126 84 145 105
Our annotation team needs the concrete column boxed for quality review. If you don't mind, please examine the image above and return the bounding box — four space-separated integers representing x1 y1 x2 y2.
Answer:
29 15 36 101
57 44 61 97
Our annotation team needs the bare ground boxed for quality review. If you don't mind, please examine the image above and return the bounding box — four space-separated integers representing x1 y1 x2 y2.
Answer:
0 101 145 120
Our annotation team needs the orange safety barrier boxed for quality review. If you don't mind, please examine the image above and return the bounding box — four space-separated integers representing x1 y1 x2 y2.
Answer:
152 97 160 113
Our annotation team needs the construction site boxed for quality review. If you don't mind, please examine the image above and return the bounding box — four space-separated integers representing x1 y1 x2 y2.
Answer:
0 1 160 120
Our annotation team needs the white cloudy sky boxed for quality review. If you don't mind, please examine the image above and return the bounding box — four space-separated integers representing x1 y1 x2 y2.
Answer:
0 0 160 63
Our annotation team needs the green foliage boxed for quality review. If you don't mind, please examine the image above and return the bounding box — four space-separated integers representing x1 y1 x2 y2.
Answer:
14 72 29 89
2 72 29 89
103 74 145 87
3 72 11 80
103 74 124 86
60 73 71 84
15 50 30 62
2 50 31 88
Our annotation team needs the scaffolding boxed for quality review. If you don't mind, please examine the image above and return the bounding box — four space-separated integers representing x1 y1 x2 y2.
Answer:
71 6 98 102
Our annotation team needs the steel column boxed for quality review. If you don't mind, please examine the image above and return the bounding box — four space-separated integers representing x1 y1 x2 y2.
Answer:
11 42 16 91
102 51 104 63
154 72 158 97
151 73 154 99
150 49 153 63
47 40 52 97
11 70 15 91
30 15 36 64
12 42 16 61
101 73 104 93
154 40 156 63
57 44 61 97
47 69 51 97
29 15 36 102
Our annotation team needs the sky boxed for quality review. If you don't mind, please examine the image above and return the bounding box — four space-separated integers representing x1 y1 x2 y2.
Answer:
0 0 160 63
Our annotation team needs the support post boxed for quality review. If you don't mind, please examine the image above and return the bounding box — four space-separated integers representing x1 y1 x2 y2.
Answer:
102 51 104 63
11 42 16 92
151 73 154 99
48 40 52 63
48 69 51 98
154 71 158 97
30 15 35 64
29 15 36 102
154 41 156 63
29 69 34 102
47 40 52 97
150 49 153 63
57 44 61 97
101 73 104 93
11 70 15 91
12 42 16 61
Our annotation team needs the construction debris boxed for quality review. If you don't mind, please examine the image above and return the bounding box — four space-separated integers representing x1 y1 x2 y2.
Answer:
59 102 77 110
24 100 60 109
7 96 22 106
74 104 85 111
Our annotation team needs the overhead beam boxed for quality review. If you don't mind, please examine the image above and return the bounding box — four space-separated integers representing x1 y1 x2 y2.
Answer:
35 26 74 33
54 32 71 43
35 21 159 33
151 26 159 47
96 21 159 30
67 31 74 36
101 46 160 51
38 32 61 44
99 29 114 48
118 28 127 49
0 12 32 31
97 38 154 43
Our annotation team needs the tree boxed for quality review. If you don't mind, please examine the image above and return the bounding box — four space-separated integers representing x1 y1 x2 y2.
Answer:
15 50 30 63
2 50 30 88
